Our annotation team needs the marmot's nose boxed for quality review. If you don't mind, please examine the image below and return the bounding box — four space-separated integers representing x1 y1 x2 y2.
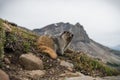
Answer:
57 50 63 56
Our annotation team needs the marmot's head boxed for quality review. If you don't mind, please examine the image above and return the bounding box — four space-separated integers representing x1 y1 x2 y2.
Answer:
57 31 74 56
61 31 73 43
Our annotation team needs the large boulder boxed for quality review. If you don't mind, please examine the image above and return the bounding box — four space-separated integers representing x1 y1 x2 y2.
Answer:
0 69 9 80
19 53 44 70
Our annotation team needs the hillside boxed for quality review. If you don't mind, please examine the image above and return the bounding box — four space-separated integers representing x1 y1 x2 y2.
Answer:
33 22 120 66
0 19 120 80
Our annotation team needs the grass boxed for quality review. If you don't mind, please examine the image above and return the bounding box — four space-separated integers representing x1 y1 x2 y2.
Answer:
0 19 39 54
64 49 120 76
0 19 5 59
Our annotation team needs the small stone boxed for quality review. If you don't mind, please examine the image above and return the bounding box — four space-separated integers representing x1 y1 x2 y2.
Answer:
20 68 23 71
6 65 10 69
67 67 73 72
4 57 11 64
0 69 10 80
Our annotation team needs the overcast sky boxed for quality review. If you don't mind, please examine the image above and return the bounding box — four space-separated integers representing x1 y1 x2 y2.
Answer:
0 0 120 47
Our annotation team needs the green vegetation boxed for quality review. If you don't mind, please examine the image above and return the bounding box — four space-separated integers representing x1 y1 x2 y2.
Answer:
0 19 5 59
0 19 38 54
23 41 30 53
64 50 120 76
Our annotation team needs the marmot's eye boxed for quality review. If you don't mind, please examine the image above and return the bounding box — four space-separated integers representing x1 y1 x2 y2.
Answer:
72 34 73 37
64 31 69 33
70 34 73 38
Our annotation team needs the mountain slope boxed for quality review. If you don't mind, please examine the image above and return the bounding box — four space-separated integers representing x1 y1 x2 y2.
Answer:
112 45 120 51
33 22 120 65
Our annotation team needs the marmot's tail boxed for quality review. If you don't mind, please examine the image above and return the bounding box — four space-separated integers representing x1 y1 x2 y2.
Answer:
38 46 57 59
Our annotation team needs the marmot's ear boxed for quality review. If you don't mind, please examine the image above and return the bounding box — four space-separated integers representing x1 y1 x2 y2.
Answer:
62 31 69 35
63 31 67 34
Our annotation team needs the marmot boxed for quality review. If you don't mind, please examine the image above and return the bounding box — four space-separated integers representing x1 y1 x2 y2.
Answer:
37 31 73 59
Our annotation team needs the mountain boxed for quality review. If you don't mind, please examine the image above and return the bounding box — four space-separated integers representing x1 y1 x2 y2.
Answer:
33 22 120 65
112 45 120 51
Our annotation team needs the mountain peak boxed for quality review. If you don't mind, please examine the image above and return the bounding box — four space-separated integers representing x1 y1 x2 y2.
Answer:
75 22 81 26
33 22 90 43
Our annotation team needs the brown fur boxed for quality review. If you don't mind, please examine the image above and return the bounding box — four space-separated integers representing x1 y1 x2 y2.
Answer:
37 35 57 59
37 31 73 59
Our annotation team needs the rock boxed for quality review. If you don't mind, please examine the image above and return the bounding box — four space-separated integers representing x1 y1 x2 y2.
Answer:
59 72 103 80
20 78 29 80
12 76 29 80
65 77 102 80
12 70 45 80
3 23 12 32
19 53 43 70
60 60 74 71
59 71 81 77
103 76 120 80
0 69 9 80
6 65 10 69
4 57 11 64
25 70 46 79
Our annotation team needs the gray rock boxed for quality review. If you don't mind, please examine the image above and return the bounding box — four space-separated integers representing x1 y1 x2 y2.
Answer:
59 72 103 80
60 60 74 68
0 69 9 80
59 71 81 77
4 57 11 64
12 70 46 80
25 70 46 79
19 53 44 70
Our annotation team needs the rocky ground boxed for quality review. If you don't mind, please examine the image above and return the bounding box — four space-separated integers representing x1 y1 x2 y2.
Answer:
0 51 120 80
